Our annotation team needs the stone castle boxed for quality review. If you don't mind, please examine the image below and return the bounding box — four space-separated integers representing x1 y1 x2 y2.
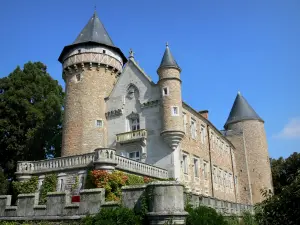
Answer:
14 11 273 206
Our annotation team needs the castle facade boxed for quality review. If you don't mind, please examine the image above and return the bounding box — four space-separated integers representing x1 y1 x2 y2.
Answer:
17 11 273 206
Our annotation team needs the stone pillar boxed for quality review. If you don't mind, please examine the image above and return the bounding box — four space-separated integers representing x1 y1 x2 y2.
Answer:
0 195 11 216
93 148 117 173
147 181 188 225
79 188 105 215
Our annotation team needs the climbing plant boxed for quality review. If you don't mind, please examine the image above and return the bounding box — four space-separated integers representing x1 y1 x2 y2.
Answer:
39 174 57 204
12 176 38 195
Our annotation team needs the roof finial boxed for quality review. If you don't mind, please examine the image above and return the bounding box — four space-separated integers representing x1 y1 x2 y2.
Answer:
166 42 169 47
129 48 135 59
94 4 96 12
237 91 241 95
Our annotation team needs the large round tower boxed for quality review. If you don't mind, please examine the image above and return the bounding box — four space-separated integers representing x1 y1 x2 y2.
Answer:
224 92 273 204
157 44 184 150
58 11 126 157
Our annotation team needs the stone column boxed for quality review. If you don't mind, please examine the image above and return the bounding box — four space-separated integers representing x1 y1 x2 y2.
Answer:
147 181 188 225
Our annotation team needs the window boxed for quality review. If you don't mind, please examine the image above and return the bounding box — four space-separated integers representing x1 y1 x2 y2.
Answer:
103 49 106 54
203 161 208 179
130 118 140 131
78 49 81 53
191 119 196 139
76 74 81 82
171 106 179 116
183 113 187 133
162 87 169 96
200 125 205 144
96 120 103 128
194 158 199 177
182 154 188 174
213 166 217 183
59 179 64 192
129 151 140 161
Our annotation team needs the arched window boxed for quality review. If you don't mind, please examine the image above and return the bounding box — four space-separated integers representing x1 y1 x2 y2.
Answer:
126 84 139 100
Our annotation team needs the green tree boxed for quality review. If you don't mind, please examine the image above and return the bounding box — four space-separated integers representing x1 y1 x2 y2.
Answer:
271 152 300 194
0 168 8 194
0 62 64 178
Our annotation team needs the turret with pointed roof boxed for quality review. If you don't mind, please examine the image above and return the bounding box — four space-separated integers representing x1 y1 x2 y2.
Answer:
58 11 126 157
157 43 184 177
224 92 263 129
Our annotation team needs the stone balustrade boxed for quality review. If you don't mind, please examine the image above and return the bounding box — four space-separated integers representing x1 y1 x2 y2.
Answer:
15 148 168 180
116 155 169 179
116 129 147 143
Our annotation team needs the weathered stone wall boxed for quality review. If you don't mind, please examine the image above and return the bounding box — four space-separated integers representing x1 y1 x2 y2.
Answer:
180 104 236 203
62 65 119 157
227 120 273 204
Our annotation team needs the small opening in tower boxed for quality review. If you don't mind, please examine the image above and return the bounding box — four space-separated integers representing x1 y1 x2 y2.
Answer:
103 50 106 54
163 87 169 96
78 49 81 53
76 74 81 82
96 120 103 128
172 106 179 116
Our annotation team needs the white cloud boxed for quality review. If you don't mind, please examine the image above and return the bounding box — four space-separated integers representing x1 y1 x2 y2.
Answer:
274 117 300 139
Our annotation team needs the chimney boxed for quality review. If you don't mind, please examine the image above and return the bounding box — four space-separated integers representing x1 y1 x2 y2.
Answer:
199 110 209 120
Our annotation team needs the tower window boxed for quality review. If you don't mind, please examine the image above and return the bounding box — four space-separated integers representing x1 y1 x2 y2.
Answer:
171 106 179 116
76 74 81 82
103 50 106 54
78 49 81 53
162 87 169 96
96 120 103 128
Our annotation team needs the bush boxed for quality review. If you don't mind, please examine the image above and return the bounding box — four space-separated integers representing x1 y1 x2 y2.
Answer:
88 170 155 201
12 176 38 196
0 169 8 195
185 206 228 225
81 207 141 225
39 174 57 204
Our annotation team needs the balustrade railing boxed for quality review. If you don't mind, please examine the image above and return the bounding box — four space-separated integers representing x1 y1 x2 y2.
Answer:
16 148 168 179
116 129 147 143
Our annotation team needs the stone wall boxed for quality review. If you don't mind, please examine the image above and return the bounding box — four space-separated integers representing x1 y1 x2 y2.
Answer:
0 181 253 224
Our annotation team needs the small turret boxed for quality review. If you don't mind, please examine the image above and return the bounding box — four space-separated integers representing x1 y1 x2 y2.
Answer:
58 11 126 157
157 43 184 150
224 92 273 204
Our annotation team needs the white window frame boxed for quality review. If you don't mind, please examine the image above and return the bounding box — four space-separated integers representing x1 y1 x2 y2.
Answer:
171 106 179 116
190 118 197 139
193 157 199 178
128 151 140 161
162 87 169 96
96 119 103 128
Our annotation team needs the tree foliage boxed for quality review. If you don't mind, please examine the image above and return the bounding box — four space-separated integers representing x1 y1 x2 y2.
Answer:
0 62 64 178
0 169 9 195
271 152 300 194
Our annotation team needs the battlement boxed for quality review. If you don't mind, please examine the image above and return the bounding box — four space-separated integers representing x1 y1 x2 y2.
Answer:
0 181 252 223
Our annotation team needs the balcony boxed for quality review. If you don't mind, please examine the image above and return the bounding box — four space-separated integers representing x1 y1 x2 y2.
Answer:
116 129 147 144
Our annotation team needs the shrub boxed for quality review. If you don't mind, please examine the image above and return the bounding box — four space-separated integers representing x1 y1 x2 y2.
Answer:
0 169 8 195
88 170 156 201
12 176 38 196
39 174 57 204
81 207 141 225
186 205 228 225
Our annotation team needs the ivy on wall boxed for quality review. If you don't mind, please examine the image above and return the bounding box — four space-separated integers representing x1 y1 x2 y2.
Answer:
39 174 57 204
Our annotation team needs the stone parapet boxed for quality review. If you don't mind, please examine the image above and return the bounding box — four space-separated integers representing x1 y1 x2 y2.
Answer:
15 148 169 180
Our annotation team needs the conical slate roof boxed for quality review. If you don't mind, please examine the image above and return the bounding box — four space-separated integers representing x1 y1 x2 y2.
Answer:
158 44 181 71
58 11 126 63
224 92 263 129
73 11 114 47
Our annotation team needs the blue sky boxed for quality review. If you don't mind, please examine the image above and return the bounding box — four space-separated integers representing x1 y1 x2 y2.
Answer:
0 0 299 159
